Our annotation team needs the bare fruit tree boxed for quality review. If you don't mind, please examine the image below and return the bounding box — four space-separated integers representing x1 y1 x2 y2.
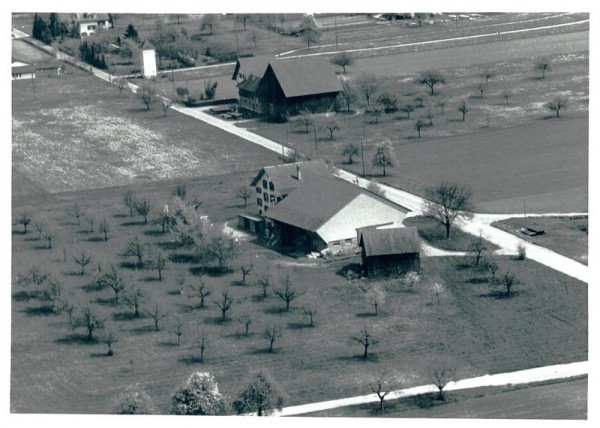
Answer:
371 372 396 411
273 276 305 311
417 71 446 95
214 290 235 322
351 327 378 360
264 324 282 353
145 302 168 331
189 279 213 309
430 365 456 400
424 182 473 239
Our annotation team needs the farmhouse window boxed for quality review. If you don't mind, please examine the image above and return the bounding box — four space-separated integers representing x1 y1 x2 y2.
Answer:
256 187 261 194
262 180 268 189
264 206 269 212
263 193 269 202
257 198 262 207
270 195 276 203
269 182 275 191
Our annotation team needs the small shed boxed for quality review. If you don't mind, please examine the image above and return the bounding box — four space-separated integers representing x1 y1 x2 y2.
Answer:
238 213 265 236
359 227 421 277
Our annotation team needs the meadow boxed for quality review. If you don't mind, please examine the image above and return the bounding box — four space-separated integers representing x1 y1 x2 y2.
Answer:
11 178 587 413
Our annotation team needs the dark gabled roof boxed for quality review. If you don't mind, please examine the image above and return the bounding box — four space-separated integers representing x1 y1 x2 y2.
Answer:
265 56 343 98
359 227 421 257
232 55 274 80
264 175 363 232
250 159 333 189
238 74 262 94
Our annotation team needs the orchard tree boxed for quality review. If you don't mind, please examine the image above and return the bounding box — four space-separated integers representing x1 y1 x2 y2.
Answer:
96 265 125 303
232 372 285 416
76 304 104 342
324 120 340 140
115 383 155 414
425 182 473 239
357 74 378 106
342 143 359 164
338 80 356 112
124 23 139 40
115 78 128 96
235 186 253 207
135 198 152 224
171 372 225 415
535 58 552 79
298 15 320 49
34 220 46 240
273 276 304 311
480 69 494 84
145 302 168 331
200 15 217 35
295 110 313 133
149 251 168 281
371 372 396 411
372 143 394 177
173 318 184 345
364 284 386 316
501 271 517 297
436 99 446 114
430 364 456 400
44 230 55 249
546 97 568 118
482 256 499 283
501 88 512 106
66 203 85 225
16 211 32 234
264 324 282 353
376 93 398 113
124 286 145 318
417 71 446 95
123 236 147 269
414 93 425 108
123 191 137 217
414 118 425 138
240 263 253 284
238 313 254 336
457 100 469 121
400 103 415 119
189 279 213 309
203 229 237 272
332 52 353 73
469 233 486 267
214 290 235 322
101 328 118 356
99 219 110 241
302 306 317 327
73 250 92 275
136 84 156 110
257 271 271 298
351 327 378 360
367 107 382 124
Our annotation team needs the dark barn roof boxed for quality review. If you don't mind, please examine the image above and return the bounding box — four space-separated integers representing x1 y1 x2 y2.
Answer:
359 227 421 257
250 159 333 191
265 56 343 98
232 55 274 81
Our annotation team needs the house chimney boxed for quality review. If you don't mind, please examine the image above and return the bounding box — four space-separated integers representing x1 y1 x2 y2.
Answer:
296 164 302 180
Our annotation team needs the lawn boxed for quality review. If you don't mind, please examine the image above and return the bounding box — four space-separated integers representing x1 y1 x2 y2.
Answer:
246 50 588 214
11 180 587 413
305 377 587 418
11 68 280 197
491 216 588 265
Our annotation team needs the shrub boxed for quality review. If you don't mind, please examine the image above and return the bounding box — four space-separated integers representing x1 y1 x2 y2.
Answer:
516 243 527 260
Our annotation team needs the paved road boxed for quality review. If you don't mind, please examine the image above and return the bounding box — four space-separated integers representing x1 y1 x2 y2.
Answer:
262 361 588 416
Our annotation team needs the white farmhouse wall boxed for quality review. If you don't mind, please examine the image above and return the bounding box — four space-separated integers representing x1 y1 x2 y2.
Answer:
141 49 157 78
317 194 407 244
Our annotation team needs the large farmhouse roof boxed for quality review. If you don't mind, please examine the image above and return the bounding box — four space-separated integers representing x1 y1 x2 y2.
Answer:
232 55 275 81
264 176 363 232
359 227 421 257
266 56 343 98
78 13 110 23
250 159 333 192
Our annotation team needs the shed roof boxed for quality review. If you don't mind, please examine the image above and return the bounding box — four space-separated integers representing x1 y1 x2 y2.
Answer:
359 227 421 257
266 56 343 98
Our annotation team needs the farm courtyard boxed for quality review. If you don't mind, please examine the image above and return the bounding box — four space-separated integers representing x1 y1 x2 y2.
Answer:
10 11 589 417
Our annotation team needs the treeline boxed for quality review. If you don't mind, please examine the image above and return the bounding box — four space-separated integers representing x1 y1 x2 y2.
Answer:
32 13 75 44
79 41 108 69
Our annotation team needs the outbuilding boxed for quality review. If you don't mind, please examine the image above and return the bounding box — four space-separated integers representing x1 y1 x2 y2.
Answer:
358 227 421 277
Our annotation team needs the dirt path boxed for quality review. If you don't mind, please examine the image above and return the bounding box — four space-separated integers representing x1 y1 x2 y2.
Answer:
261 360 588 416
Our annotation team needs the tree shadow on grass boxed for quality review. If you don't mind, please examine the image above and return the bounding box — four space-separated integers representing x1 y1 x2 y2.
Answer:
287 322 313 330
157 341 180 349
179 355 207 365
157 241 186 251
82 281 104 293
143 230 164 237
174 303 197 313
23 236 39 242
356 312 377 318
140 276 160 283
455 262 474 271
119 261 139 270
120 220 146 227
113 213 128 219
189 266 232 277
465 277 489 285
130 325 156 335
479 290 522 299
112 311 142 322
263 306 289 315
203 315 229 325
55 334 97 345
249 347 282 356
12 291 32 302
86 236 105 243
169 253 201 264
63 271 86 277
90 352 112 358
22 306 56 316
335 353 381 363
32 245 51 250
95 297 119 306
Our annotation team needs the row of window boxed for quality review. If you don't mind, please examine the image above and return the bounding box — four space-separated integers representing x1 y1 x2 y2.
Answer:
261 180 275 191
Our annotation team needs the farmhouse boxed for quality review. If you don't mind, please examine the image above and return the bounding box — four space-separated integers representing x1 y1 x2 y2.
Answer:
358 227 421 277
250 159 333 215
11 60 35 80
233 56 343 119
77 13 112 37
263 176 408 253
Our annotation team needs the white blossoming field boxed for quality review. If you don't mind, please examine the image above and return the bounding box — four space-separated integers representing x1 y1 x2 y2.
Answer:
12 70 279 197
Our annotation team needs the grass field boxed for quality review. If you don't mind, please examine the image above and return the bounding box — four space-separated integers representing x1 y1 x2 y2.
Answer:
11 70 280 197
491 216 588 265
247 51 588 214
11 180 587 413
306 377 587 418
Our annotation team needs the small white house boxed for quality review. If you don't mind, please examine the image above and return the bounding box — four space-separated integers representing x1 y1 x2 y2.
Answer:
12 61 35 80
78 13 112 37
141 43 157 78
